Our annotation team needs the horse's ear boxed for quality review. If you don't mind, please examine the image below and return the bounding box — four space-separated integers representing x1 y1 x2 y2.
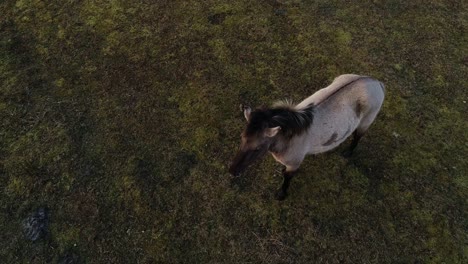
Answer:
265 126 281 137
240 104 251 122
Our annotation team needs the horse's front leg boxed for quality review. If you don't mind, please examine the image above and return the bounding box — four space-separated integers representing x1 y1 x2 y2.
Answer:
275 164 300 201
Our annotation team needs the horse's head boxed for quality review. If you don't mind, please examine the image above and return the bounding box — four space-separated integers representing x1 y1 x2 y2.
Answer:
229 105 281 176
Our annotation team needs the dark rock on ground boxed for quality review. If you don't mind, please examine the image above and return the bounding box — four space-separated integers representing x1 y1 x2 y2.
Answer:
58 252 80 264
23 207 49 242
274 9 287 16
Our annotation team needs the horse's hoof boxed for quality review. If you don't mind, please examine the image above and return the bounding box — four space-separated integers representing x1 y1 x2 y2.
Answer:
275 189 287 201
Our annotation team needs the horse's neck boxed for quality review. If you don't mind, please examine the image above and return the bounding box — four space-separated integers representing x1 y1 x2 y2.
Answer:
270 136 288 154
275 108 327 154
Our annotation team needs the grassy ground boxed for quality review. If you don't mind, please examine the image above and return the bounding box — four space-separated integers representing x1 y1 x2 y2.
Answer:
1 0 467 263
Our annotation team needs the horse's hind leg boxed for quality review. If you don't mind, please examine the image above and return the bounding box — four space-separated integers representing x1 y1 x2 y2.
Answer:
275 164 300 201
343 109 380 157
343 81 384 158
342 130 365 157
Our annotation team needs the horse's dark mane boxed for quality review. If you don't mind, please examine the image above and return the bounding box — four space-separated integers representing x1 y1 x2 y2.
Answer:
246 104 314 138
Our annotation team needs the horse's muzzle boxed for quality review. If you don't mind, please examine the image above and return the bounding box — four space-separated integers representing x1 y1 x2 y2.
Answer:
229 144 270 176
229 150 249 176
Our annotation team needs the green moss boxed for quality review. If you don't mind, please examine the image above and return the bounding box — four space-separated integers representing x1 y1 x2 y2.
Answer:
6 177 27 196
54 226 81 249
335 28 352 46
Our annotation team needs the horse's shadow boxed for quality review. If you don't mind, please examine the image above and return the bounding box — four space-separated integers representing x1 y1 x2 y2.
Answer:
338 129 396 200
229 168 262 193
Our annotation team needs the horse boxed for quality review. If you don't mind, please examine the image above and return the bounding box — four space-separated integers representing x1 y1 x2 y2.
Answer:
229 74 385 200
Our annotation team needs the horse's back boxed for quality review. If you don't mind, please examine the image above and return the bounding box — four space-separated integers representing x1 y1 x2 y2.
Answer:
302 75 385 154
296 74 363 109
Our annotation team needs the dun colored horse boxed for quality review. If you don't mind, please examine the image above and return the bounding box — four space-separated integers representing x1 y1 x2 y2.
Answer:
229 74 385 200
